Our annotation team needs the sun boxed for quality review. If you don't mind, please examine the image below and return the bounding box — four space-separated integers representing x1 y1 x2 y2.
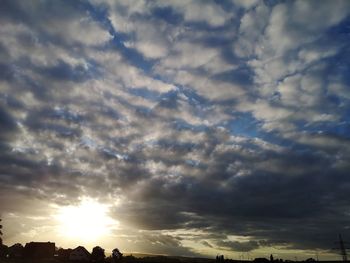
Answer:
55 198 118 241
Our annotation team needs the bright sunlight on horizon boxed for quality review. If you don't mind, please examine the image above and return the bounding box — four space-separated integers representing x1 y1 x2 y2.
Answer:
54 198 118 243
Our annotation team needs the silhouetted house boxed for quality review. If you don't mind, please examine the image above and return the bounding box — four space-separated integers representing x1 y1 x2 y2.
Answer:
24 242 55 259
254 258 270 263
57 248 72 260
305 258 316 262
8 243 23 259
69 246 91 261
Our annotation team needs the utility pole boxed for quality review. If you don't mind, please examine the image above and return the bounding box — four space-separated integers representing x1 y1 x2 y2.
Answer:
336 234 348 262
333 234 350 262
0 218 3 245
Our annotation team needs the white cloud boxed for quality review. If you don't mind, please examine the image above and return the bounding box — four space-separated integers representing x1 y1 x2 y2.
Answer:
260 0 350 58
232 0 259 9
232 0 350 133
13 1 112 47
170 70 245 101
92 0 234 59
124 21 172 59
160 0 232 27
55 18 112 46
278 73 324 108
158 41 235 74
92 0 172 59
91 50 176 93
234 3 270 57
2 0 350 257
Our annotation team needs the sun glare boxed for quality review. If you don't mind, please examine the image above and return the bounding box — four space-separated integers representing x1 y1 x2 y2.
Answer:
55 198 118 241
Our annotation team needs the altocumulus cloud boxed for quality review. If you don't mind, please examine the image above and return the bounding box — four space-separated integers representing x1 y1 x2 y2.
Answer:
1 0 350 259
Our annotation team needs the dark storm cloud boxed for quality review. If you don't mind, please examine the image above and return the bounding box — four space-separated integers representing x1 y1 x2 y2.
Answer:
0 63 16 82
216 240 260 252
124 231 199 257
201 241 213 249
108 134 350 251
0 106 18 139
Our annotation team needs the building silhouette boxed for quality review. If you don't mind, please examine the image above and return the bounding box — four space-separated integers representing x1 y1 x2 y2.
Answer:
24 242 55 259
69 246 91 261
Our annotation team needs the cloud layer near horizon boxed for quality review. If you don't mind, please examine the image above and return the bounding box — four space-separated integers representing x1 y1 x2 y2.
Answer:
1 0 350 258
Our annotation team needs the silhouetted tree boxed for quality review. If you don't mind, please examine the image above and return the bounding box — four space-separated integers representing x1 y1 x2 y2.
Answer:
216 255 224 263
112 248 123 262
92 246 105 262
0 244 8 258
8 243 24 259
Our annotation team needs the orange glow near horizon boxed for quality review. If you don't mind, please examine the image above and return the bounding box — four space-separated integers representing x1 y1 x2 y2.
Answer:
54 198 118 243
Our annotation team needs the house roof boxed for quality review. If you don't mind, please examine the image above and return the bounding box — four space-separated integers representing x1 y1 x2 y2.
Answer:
71 246 91 256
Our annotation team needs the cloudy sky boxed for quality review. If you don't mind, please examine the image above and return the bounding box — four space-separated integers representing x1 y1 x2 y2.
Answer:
1 0 350 260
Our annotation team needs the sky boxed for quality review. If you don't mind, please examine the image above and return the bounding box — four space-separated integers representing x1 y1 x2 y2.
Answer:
1 0 350 260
